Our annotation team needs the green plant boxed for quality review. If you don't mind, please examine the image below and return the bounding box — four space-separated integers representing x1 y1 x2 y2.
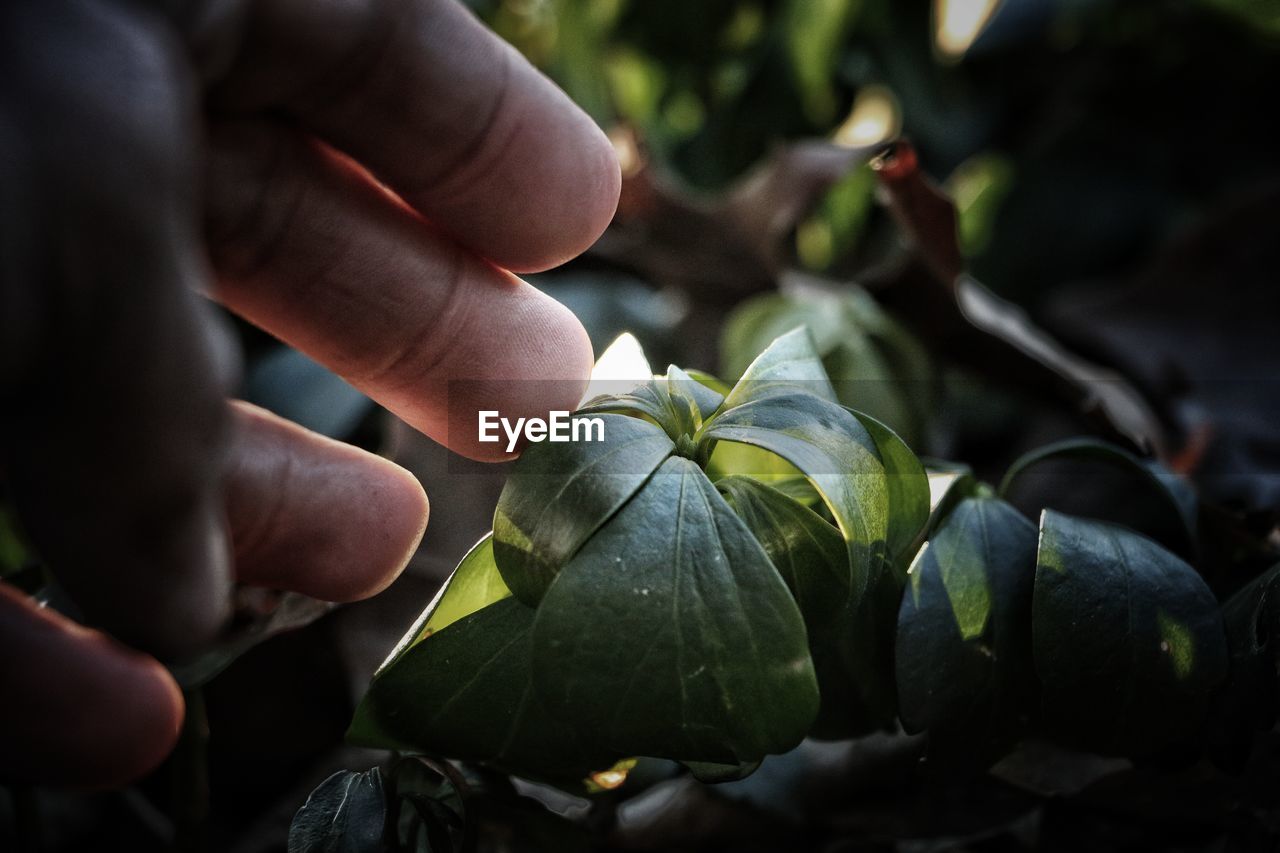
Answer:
332 328 1246 823
348 328 928 787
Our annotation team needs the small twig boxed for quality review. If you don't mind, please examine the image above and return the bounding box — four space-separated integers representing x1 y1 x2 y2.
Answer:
870 140 1171 459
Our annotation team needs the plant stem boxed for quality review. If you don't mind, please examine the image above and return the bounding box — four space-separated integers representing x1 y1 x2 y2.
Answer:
171 687 210 853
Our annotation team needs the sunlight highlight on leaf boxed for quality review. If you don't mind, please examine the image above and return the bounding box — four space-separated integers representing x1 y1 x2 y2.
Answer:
1158 609 1197 681
928 471 964 510
936 532 994 641
586 758 636 793
834 86 900 149
607 126 642 178
581 332 655 405
934 0 1002 60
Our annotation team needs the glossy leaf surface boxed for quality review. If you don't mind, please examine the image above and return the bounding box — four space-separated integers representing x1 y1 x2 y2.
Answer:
578 378 689 440
846 410 929 569
379 534 512 674
1207 563 1280 768
1032 511 1226 755
349 597 606 783
288 769 387 853
531 457 819 765
719 326 839 408
717 475 872 735
896 497 1038 754
667 365 725 429
700 391 888 599
493 414 673 605
1001 438 1196 558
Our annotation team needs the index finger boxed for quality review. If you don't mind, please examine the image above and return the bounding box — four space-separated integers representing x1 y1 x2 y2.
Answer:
195 0 620 274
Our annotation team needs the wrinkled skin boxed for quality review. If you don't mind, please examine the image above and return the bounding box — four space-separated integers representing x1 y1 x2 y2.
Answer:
0 0 619 786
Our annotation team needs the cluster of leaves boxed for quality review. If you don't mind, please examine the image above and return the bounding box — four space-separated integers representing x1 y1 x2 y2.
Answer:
465 0 1280 289
349 328 924 785
343 329 1266 799
466 0 865 189
288 758 586 853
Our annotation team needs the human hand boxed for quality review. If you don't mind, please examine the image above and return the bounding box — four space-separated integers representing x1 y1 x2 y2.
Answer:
0 0 618 786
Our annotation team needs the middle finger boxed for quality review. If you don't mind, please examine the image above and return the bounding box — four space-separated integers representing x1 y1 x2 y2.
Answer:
205 120 594 461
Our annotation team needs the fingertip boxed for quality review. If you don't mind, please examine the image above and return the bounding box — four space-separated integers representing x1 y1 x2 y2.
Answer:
337 452 430 601
226 403 429 602
0 586 186 788
498 115 622 275
442 281 595 462
65 634 186 790
540 283 597 396
560 309 597 431
93 654 186 789
244 0 623 277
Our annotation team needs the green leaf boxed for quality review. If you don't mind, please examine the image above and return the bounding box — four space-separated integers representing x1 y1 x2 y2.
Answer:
699 392 889 602
1032 510 1227 755
704 440 805 485
578 379 689 440
667 365 725 429
720 293 847 379
705 444 830 514
716 476 849 631
720 326 839 408
704 330 894 590
1207 563 1280 770
530 457 819 765
420 535 512 637
288 769 388 853
378 534 512 674
349 597 607 784
719 290 933 445
895 498 1038 756
492 414 673 605
681 368 734 397
0 505 32 577
1000 438 1197 559
702 335 903 731
846 410 929 570
923 461 983 535
762 475 826 509
580 333 654 401
716 475 874 736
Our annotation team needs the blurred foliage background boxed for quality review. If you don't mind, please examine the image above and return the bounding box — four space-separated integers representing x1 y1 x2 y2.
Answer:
451 0 1280 513
466 0 1279 300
